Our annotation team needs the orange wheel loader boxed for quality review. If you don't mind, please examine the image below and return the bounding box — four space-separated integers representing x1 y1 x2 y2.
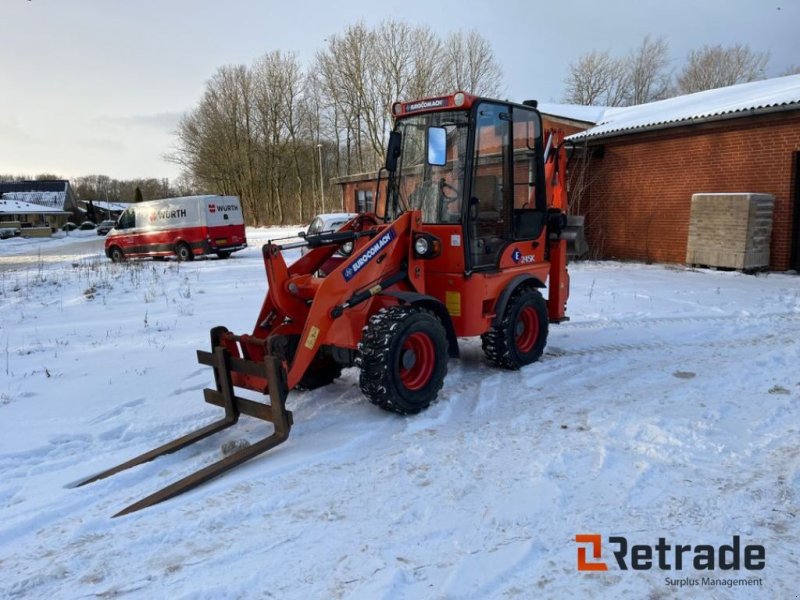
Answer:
77 91 571 516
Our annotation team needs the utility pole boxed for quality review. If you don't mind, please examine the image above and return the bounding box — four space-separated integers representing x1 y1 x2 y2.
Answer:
317 143 325 213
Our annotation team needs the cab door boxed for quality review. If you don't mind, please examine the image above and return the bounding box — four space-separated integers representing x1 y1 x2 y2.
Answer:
467 102 545 271
468 102 510 270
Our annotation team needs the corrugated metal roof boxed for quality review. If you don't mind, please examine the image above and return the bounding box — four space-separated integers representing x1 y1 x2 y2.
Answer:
568 74 800 141
0 199 68 213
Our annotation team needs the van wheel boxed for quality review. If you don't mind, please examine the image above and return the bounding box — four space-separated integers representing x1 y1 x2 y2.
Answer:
176 243 194 261
109 246 125 263
216 251 231 259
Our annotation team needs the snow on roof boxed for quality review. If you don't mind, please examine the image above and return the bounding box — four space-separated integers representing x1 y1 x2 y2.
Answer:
536 102 611 125
0 198 69 213
569 74 800 141
1 190 67 210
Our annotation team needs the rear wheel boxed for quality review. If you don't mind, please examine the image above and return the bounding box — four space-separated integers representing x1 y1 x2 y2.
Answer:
109 246 125 263
176 242 194 262
359 305 448 414
216 251 231 259
482 287 548 369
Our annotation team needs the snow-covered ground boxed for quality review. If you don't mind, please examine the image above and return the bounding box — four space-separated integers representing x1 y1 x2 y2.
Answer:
0 230 798 598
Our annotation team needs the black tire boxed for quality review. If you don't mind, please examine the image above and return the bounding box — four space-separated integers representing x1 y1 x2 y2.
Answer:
358 305 448 414
109 246 125 263
482 287 548 370
176 242 194 262
216 251 231 259
296 352 343 391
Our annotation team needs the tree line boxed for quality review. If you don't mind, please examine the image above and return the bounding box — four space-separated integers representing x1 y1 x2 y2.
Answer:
563 36 796 106
168 20 503 225
0 172 195 204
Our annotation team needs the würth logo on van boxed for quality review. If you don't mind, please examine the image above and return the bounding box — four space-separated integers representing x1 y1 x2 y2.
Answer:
148 208 188 223
208 203 239 214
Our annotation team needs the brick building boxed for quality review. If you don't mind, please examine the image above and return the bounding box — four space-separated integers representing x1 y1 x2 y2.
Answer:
570 75 800 271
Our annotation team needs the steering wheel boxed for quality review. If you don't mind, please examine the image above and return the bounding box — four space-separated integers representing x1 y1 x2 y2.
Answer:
438 178 460 203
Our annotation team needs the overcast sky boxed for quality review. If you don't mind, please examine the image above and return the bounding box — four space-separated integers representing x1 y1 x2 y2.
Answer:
1 0 797 182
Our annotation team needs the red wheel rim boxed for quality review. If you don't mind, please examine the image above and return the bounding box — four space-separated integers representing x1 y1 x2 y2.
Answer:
399 332 435 391
515 306 539 353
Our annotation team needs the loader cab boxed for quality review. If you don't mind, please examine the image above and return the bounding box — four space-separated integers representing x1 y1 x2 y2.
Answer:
384 92 547 273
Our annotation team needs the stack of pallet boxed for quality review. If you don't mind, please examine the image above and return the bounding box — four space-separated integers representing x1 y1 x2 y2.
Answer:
686 193 774 270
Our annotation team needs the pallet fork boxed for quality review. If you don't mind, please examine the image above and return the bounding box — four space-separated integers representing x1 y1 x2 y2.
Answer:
75 327 292 517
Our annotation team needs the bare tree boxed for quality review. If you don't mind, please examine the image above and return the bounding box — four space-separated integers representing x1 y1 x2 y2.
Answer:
441 29 503 96
169 19 507 225
625 35 672 104
564 36 672 107
676 44 769 94
563 49 628 106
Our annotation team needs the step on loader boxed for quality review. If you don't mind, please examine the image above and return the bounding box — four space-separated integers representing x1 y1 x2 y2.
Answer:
77 92 573 516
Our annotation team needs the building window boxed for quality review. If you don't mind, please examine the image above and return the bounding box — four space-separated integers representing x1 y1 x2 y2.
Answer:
356 189 374 213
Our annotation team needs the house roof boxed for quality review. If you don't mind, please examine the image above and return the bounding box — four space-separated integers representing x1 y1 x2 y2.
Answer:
0 199 70 214
568 73 800 141
0 180 74 211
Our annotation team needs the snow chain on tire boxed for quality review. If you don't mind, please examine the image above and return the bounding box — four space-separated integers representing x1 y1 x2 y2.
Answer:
481 286 548 370
358 305 448 415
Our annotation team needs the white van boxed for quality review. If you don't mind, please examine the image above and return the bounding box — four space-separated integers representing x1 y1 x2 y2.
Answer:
105 195 247 262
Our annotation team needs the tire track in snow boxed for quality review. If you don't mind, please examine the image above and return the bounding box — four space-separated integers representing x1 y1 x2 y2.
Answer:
557 311 800 332
546 323 799 359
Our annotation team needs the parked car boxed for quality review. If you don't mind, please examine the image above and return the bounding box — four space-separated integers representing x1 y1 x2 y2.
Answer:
61 222 78 231
0 228 15 239
300 212 358 275
96 220 116 235
79 221 97 230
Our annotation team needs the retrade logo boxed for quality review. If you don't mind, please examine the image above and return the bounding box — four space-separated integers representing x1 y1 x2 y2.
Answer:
575 533 766 588
576 534 608 571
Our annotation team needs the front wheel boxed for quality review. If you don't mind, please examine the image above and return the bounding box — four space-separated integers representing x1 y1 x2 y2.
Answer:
359 305 448 414
482 287 548 369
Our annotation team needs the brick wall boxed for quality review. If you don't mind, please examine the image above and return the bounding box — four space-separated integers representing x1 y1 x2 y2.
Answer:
581 111 800 270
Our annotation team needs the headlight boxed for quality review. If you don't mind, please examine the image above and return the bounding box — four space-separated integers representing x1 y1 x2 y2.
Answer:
414 237 429 255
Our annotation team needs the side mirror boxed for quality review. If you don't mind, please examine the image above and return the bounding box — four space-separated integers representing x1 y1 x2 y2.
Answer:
298 231 307 239
427 127 446 166
385 131 402 172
